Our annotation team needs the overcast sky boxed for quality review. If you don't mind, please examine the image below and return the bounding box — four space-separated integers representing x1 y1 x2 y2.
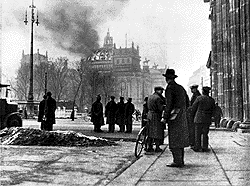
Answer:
1 0 211 88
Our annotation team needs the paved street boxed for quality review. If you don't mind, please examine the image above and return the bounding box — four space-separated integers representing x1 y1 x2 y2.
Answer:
1 119 250 186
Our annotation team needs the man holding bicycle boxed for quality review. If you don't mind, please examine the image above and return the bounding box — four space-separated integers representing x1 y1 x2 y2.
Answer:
146 86 165 153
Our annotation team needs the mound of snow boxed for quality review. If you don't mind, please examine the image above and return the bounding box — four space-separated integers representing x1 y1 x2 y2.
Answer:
0 127 117 147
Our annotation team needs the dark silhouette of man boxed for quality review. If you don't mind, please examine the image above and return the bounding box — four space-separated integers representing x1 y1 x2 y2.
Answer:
116 97 125 132
187 84 201 149
38 95 47 130
141 97 149 128
214 102 223 128
191 86 216 152
147 86 165 153
44 92 56 131
124 98 135 133
161 69 189 168
91 95 104 132
105 96 117 133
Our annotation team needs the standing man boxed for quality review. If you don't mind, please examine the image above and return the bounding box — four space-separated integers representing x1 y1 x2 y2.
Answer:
105 96 117 133
141 97 149 128
91 95 104 132
190 85 201 106
147 87 165 152
124 98 135 133
38 95 47 130
116 97 125 132
214 102 223 128
161 69 189 168
187 85 201 149
44 92 57 131
191 86 216 152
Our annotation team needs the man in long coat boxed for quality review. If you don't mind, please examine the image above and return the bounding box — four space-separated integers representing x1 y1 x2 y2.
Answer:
124 98 135 133
147 86 165 152
187 85 201 149
44 92 56 131
116 97 125 132
91 95 104 132
161 69 189 168
141 97 149 128
191 86 215 152
38 95 47 130
105 96 117 133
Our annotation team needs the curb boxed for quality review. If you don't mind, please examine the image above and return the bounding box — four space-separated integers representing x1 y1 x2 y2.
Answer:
107 141 168 186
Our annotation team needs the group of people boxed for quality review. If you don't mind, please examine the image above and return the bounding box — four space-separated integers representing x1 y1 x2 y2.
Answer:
37 68 223 168
141 68 221 168
90 95 135 133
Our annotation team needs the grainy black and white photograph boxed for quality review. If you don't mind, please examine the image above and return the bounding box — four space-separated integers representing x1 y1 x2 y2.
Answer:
0 0 250 185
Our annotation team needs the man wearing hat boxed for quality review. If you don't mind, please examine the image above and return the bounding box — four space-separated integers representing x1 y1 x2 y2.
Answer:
161 69 189 167
191 86 216 152
105 96 117 133
91 95 104 132
187 84 201 149
124 98 135 133
190 84 201 106
146 86 165 153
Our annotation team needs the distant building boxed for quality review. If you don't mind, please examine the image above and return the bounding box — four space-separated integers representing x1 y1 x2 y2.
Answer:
21 49 49 65
86 30 167 109
187 65 210 97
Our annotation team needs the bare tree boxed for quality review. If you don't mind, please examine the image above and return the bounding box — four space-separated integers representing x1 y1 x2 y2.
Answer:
14 63 30 100
34 61 49 101
99 72 118 105
47 57 69 102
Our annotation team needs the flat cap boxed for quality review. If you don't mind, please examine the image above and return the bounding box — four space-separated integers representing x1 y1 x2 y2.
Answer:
190 84 199 89
154 86 165 91
202 86 211 92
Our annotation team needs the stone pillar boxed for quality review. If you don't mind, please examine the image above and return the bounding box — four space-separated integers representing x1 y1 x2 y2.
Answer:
239 0 250 132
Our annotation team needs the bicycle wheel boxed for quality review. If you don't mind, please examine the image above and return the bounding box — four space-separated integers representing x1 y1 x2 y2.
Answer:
134 126 147 158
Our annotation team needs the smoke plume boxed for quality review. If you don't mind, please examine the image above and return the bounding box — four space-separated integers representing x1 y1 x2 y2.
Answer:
38 0 129 57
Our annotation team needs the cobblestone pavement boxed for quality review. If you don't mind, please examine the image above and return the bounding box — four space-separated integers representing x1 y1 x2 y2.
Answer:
0 141 136 186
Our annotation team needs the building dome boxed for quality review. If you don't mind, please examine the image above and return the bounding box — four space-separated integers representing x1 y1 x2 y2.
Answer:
86 48 113 61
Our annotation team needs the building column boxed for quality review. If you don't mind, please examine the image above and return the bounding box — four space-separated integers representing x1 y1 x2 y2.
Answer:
239 0 250 131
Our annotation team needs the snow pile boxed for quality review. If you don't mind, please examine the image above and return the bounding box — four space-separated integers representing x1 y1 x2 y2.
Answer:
0 127 117 147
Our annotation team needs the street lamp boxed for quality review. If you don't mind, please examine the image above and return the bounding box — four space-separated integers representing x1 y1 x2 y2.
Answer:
24 0 39 117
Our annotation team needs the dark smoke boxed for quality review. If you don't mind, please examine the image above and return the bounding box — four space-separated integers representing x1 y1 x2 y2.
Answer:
39 0 130 57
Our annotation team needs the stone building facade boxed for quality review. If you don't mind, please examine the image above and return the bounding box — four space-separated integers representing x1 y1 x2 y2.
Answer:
21 49 49 65
87 30 166 109
205 0 250 126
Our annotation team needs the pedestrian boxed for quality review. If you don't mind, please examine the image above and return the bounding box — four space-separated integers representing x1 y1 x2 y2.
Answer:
38 95 47 130
91 95 104 132
141 97 149 128
116 97 125 132
134 109 141 121
214 102 223 128
124 98 135 133
187 84 201 149
161 69 189 168
44 92 57 131
105 96 117 133
23 108 28 119
146 86 165 153
191 86 216 152
190 84 201 106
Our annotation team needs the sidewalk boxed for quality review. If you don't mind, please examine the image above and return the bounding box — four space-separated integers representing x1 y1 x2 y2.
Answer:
108 130 250 186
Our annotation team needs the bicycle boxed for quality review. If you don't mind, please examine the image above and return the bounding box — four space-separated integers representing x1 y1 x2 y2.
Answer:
134 119 149 158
